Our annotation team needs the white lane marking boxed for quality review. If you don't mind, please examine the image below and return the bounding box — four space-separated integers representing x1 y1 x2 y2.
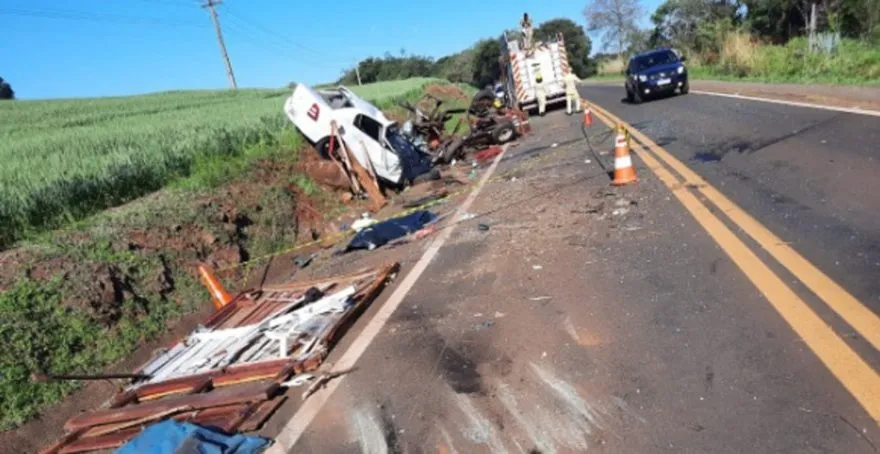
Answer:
349 406 389 454
691 90 880 117
267 145 510 453
454 393 507 454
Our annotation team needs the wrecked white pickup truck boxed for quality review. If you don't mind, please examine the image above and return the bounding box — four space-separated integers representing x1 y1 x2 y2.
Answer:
284 84 433 186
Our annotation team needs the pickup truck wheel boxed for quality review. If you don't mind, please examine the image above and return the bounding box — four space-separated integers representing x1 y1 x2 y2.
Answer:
314 137 341 161
626 88 634 103
632 89 643 104
492 123 516 144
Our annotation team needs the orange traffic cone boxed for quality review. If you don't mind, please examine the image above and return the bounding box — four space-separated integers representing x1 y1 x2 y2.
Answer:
198 264 233 310
583 107 593 127
612 125 637 186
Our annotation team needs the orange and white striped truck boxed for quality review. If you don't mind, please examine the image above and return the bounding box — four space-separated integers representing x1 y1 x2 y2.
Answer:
500 31 571 112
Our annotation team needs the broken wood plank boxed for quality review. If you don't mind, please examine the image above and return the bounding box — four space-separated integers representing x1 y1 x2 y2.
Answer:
57 428 142 454
81 406 193 438
239 396 288 432
344 140 386 212
64 381 279 432
39 429 88 454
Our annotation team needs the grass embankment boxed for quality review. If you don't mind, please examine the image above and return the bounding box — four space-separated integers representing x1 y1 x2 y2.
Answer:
595 34 880 85
0 77 442 249
0 77 463 431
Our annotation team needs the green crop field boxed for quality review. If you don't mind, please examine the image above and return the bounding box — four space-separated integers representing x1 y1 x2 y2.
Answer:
0 77 442 249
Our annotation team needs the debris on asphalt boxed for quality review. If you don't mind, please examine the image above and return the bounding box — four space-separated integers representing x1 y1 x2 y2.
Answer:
529 296 552 301
478 223 490 231
301 369 353 401
402 190 448 209
293 253 318 269
612 208 630 216
475 145 503 164
615 198 637 207
472 320 495 331
280 374 316 388
572 201 604 214
460 212 477 221
494 311 506 318
44 264 399 453
352 212 378 232
346 211 437 252
532 265 543 270
413 225 438 240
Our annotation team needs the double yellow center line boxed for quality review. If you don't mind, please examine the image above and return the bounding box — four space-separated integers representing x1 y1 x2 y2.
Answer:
584 99 880 424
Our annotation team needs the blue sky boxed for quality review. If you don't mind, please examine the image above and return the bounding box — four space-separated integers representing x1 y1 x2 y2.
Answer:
1 0 661 99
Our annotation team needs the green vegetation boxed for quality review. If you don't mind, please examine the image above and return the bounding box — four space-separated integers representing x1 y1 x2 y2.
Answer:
0 277 182 430
689 35 880 84
0 78 439 250
600 0 880 84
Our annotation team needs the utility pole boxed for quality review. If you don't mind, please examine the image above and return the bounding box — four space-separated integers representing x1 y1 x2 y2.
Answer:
355 65 362 86
202 0 237 89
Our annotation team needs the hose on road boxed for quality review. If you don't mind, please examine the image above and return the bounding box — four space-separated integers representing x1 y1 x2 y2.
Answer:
581 120 613 174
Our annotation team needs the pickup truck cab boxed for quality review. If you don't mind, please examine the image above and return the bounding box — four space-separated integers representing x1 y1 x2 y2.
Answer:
284 84 431 186
625 48 689 104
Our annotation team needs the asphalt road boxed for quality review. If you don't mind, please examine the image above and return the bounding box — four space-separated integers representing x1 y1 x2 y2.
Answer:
578 84 880 319
263 96 879 453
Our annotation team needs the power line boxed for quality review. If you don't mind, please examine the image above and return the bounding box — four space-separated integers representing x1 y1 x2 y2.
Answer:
220 5 329 60
0 6 209 28
220 14 344 72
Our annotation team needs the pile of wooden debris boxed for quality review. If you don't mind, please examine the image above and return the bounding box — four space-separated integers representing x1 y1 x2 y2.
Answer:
42 264 398 453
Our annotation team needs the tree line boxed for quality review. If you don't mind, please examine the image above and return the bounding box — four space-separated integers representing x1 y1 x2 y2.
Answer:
585 0 880 59
336 18 596 88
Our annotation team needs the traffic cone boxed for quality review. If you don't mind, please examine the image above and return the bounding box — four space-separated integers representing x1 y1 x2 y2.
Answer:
612 125 637 186
198 264 234 310
583 107 593 127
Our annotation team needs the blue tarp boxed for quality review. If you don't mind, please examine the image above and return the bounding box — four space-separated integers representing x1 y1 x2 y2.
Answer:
116 420 270 454
346 210 437 252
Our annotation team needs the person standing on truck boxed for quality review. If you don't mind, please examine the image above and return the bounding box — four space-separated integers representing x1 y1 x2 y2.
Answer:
563 71 582 115
535 74 546 116
521 13 534 54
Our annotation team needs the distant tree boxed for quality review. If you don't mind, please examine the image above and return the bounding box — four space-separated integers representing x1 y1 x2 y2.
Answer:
650 0 740 53
584 0 644 58
534 18 597 77
335 53 435 85
471 38 502 88
433 50 475 83
740 0 805 43
0 77 13 100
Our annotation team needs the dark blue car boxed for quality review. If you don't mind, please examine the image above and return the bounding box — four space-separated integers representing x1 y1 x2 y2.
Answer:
624 48 689 104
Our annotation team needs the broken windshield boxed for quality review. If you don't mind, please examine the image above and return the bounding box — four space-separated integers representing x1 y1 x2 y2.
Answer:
385 126 432 181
